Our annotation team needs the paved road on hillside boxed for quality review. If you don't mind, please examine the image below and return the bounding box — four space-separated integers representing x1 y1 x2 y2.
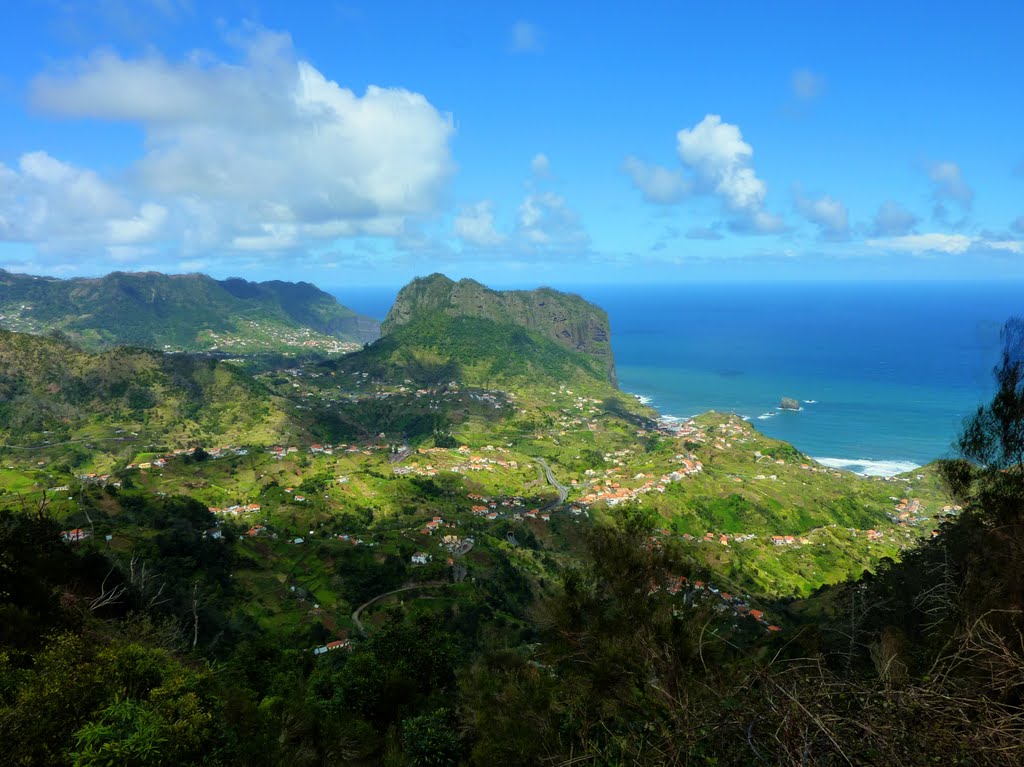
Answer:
535 458 569 506
0 436 137 450
351 582 447 635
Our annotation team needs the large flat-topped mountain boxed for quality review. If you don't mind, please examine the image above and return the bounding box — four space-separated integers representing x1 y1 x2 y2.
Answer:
0 269 379 352
382 274 616 384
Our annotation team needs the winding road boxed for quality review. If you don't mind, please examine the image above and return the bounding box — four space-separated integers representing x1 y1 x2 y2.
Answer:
0 436 137 451
535 458 569 507
351 581 447 635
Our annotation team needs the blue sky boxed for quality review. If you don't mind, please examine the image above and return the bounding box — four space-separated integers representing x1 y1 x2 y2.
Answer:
0 1 1022 286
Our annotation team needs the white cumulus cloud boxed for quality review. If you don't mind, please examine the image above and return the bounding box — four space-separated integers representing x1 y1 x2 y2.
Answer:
623 115 783 234
677 115 762 209
622 156 689 204
454 200 506 248
792 184 849 240
516 191 588 251
11 28 455 262
0 151 165 252
676 115 783 233
452 156 589 258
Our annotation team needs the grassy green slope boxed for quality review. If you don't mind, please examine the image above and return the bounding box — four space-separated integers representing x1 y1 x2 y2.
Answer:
0 328 296 447
382 273 617 384
339 312 617 396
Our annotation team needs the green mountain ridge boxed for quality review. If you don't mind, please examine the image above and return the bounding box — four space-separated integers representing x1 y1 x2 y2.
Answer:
382 273 617 385
342 313 618 396
0 269 380 352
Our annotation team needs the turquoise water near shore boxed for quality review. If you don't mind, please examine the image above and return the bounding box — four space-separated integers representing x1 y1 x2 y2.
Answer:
331 281 1021 475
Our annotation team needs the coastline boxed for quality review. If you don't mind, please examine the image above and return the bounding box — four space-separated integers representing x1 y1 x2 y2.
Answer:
810 457 921 478
630 390 923 478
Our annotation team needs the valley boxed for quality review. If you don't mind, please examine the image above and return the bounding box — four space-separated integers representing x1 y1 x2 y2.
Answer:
0 271 1016 767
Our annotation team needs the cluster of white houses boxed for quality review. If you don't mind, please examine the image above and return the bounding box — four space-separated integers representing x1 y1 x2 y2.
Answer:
124 445 249 471
575 455 703 507
208 503 262 515
393 449 520 478
77 473 120 487
467 494 552 522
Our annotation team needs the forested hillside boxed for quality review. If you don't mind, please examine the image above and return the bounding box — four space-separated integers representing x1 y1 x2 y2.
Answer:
0 270 379 352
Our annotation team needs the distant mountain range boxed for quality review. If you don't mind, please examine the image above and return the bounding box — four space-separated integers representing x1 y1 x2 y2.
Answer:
0 269 380 352
0 271 622 445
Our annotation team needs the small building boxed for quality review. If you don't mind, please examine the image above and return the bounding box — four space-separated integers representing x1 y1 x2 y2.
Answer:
411 552 431 565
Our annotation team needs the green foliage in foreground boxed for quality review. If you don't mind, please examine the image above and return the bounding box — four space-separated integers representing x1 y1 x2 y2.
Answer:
3 467 1024 766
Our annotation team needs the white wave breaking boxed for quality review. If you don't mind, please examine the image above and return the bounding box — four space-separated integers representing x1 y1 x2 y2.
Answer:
812 457 921 478
757 411 777 420
632 393 653 405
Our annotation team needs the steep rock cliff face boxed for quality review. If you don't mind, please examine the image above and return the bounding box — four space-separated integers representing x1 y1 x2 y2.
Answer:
382 274 617 384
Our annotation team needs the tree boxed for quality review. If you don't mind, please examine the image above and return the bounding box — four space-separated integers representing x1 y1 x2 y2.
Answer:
402 708 461 767
70 697 166 766
957 316 1024 472
938 318 1024 544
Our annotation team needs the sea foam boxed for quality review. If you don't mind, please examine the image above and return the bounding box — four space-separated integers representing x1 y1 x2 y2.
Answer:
812 457 921 478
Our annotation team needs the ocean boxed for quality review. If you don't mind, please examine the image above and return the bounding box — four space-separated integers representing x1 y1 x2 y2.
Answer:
330 281 1022 476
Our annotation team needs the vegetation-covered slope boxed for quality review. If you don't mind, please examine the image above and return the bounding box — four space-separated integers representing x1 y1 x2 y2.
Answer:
2 276 1022 764
0 269 379 351
342 312 617 395
0 328 294 447
382 274 617 384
